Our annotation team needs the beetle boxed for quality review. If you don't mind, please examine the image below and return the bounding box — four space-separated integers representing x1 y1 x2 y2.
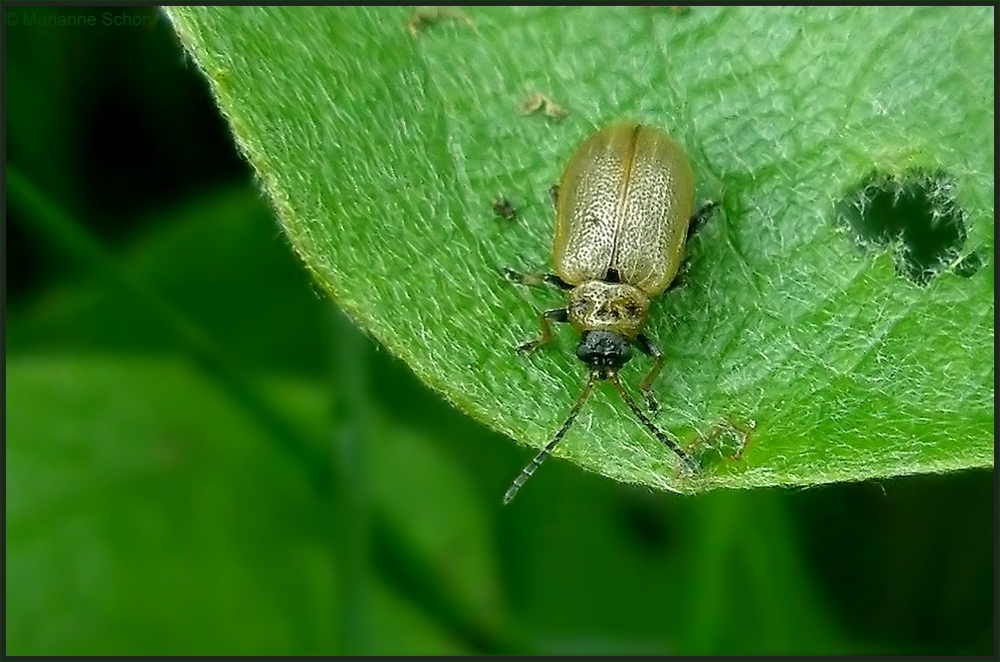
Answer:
503 122 715 503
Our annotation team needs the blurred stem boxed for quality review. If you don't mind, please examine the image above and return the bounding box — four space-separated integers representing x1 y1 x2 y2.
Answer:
324 309 526 653
685 492 843 652
371 511 527 654
6 165 330 493
742 493 842 651
327 306 372 654
686 492 738 652
324 311 525 654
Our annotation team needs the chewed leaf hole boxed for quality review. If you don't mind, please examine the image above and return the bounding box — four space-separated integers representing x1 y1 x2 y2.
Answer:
686 418 754 471
836 169 981 285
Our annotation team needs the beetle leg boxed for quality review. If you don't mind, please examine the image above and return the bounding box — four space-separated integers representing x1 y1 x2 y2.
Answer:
517 308 568 353
541 273 573 290
549 184 560 208
687 200 719 240
502 268 573 290
665 272 689 293
664 201 720 294
635 334 664 412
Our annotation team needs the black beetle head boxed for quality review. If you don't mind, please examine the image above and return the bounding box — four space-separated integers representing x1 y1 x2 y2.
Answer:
575 330 632 373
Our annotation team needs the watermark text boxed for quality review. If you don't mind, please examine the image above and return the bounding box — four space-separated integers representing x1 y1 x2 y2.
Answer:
6 10 156 28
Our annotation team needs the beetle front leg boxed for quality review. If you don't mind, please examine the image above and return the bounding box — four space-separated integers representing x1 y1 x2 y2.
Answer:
635 333 664 412
517 308 568 354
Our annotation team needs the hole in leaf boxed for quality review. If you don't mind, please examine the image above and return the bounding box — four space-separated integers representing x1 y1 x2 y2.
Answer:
685 418 754 470
836 169 981 285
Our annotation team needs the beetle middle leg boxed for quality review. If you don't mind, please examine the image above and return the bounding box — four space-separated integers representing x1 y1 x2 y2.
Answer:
502 268 573 290
665 200 722 293
687 200 719 240
517 308 568 354
635 333 664 412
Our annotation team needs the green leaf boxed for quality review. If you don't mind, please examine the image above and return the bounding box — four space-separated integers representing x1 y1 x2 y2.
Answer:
163 7 993 493
5 355 497 655
5 356 336 655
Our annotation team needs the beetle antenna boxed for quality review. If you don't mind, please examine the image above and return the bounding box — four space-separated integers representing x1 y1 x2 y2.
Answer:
503 372 598 504
609 374 699 474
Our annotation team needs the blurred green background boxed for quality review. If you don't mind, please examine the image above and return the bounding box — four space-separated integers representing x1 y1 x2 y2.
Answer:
5 6 993 656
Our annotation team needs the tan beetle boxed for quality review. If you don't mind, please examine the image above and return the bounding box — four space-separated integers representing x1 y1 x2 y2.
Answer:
503 122 715 503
